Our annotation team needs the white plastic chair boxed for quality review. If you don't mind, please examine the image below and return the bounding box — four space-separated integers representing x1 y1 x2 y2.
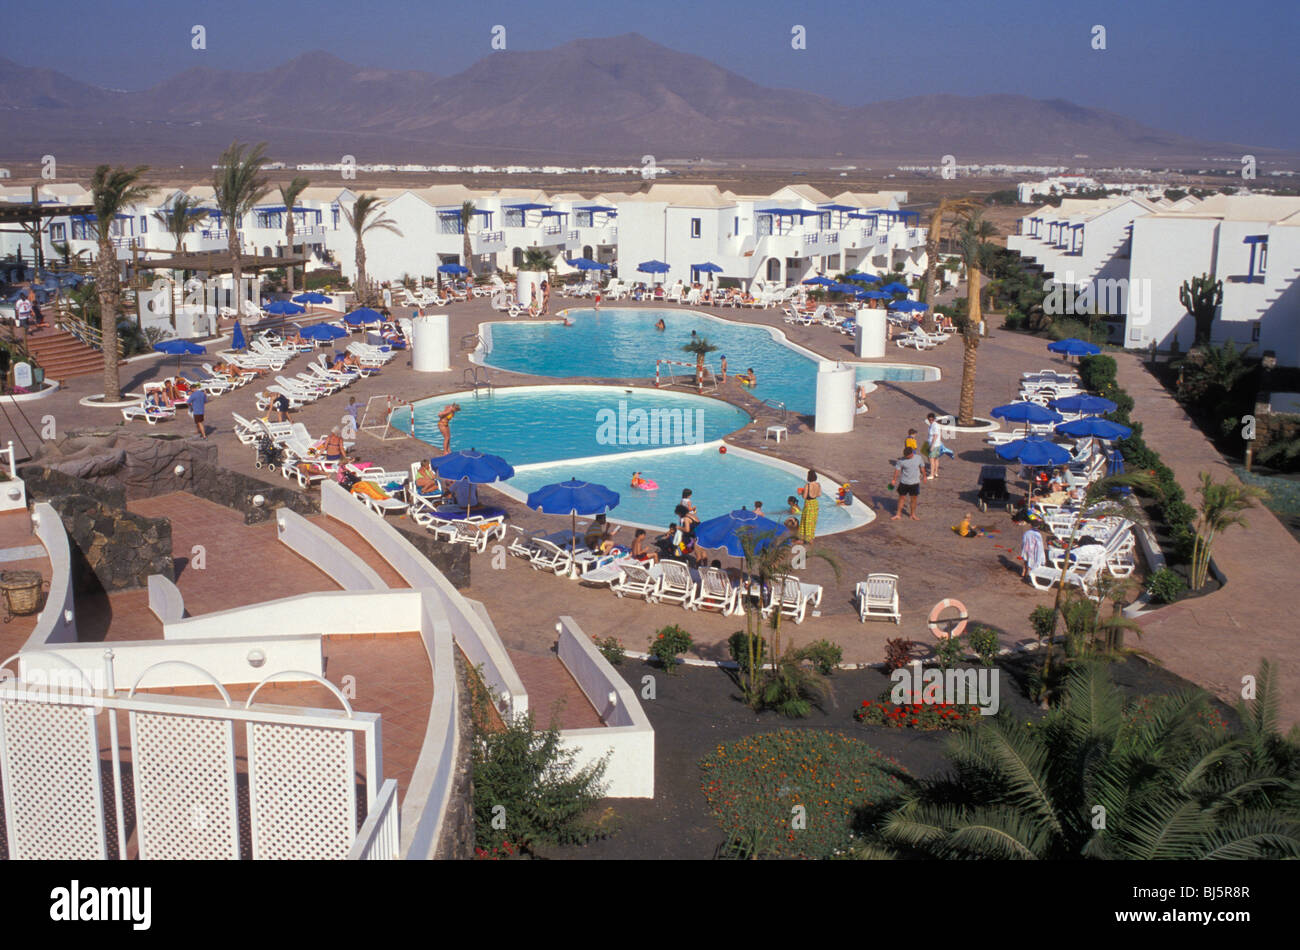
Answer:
856 573 901 624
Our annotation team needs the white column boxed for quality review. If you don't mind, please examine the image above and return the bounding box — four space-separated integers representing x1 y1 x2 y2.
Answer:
411 313 450 372
814 361 856 433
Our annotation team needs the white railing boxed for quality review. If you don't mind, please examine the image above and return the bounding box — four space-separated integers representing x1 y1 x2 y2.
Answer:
0 667 384 860
348 778 401 859
803 233 819 246
477 229 504 244
824 233 839 246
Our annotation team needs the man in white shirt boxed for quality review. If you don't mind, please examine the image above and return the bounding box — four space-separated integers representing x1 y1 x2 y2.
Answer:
14 292 32 336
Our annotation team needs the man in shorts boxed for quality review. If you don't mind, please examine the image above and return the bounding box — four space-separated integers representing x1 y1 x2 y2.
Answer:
187 386 208 439
890 446 924 521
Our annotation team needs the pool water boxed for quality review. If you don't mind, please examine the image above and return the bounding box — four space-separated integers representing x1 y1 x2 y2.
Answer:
482 308 932 415
402 385 751 466
507 447 856 535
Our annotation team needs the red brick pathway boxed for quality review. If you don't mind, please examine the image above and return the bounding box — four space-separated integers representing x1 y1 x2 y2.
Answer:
1115 353 1300 726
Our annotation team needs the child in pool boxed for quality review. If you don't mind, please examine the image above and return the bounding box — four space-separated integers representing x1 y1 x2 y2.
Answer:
739 368 757 387
631 471 656 490
787 495 801 516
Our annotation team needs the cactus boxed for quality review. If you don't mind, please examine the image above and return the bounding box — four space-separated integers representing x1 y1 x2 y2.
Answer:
1178 273 1223 347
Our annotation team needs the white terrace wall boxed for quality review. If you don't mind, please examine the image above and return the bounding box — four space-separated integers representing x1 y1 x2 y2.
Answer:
556 616 654 798
276 509 387 591
25 503 76 648
321 481 527 717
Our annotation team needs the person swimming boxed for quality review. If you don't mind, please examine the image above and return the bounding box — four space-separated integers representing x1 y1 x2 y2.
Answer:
739 367 757 386
655 318 666 331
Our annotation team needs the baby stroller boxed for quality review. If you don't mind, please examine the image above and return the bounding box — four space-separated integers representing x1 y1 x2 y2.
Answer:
254 434 285 471
976 465 1013 512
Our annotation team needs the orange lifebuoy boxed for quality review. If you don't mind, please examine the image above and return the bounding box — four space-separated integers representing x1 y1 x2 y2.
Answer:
928 598 968 640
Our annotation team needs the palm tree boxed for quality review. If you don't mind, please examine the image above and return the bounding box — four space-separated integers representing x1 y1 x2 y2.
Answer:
521 247 554 273
459 200 476 279
681 336 719 390
90 164 151 401
733 528 841 716
920 197 981 332
954 212 998 426
212 141 271 315
1190 473 1263 590
871 661 1300 860
152 195 209 328
342 194 403 307
278 176 310 293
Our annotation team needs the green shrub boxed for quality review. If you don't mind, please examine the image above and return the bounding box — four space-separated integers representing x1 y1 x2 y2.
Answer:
1146 567 1186 604
967 625 1000 666
471 706 611 855
795 639 843 675
699 730 906 859
1079 354 1117 392
649 624 692 673
594 636 625 666
934 634 965 668
728 630 766 676
1030 605 1057 641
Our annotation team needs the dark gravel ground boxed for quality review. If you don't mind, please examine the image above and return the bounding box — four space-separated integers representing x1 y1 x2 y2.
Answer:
538 652 1234 860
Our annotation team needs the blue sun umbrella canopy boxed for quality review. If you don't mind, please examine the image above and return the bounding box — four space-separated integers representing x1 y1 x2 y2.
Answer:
526 478 620 516
891 299 929 312
845 272 880 283
1051 392 1117 415
264 300 305 315
802 276 837 286
527 478 621 549
568 257 609 270
695 508 784 557
637 260 670 276
429 449 515 483
991 401 1063 425
1047 337 1102 357
692 262 723 273
1055 417 1132 440
299 323 348 341
437 263 469 274
862 290 892 300
344 307 385 325
230 320 246 350
292 292 333 304
995 436 1072 467
153 339 206 355
880 281 911 294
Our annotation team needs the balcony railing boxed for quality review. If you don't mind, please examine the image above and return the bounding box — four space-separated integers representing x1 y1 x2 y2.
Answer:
567 230 580 241
803 233 819 246
478 230 504 244
824 233 838 246
347 778 400 860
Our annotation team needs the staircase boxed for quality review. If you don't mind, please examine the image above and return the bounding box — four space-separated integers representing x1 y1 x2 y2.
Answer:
23 328 116 381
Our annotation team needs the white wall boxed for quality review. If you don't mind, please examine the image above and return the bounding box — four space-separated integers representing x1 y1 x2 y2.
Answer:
555 616 654 798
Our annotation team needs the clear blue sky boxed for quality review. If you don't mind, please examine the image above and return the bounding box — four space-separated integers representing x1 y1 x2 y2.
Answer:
3 0 1295 148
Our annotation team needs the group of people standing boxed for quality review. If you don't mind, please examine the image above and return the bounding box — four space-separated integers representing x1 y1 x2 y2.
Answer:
890 412 952 521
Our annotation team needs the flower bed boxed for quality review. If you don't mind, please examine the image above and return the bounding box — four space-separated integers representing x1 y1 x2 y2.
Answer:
699 729 906 859
854 698 982 730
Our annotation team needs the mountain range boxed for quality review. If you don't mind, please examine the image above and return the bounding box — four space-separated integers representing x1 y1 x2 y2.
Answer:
0 34 1265 165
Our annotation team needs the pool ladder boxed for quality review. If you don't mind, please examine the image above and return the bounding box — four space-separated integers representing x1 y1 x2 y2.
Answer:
463 366 494 397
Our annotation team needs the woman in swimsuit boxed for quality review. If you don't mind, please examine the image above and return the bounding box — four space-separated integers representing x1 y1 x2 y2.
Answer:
655 319 666 331
796 469 821 543
437 403 461 452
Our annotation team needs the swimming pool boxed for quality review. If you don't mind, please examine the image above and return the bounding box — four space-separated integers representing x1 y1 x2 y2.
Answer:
401 385 751 466
480 308 937 415
503 445 865 535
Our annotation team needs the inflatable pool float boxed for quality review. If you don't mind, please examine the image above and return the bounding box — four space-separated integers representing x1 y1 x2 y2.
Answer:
632 478 659 491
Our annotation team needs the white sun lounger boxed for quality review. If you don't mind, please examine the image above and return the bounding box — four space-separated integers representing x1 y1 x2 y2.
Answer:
856 573 901 623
